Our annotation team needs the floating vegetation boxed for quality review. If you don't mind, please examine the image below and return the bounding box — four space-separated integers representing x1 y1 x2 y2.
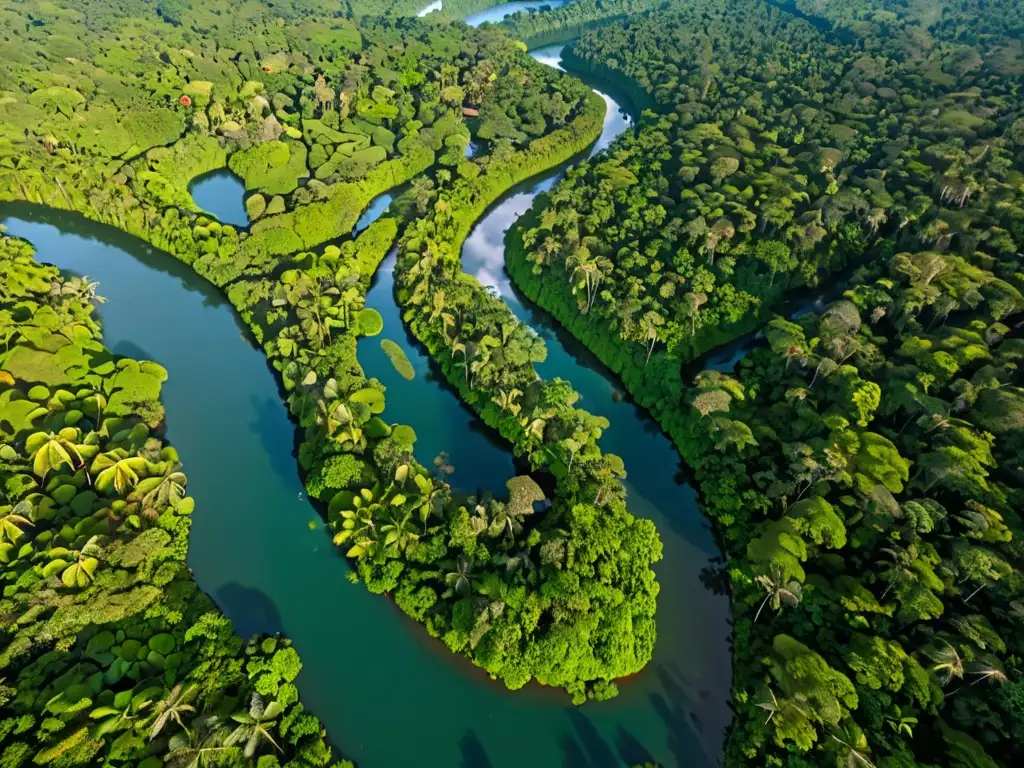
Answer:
381 338 415 380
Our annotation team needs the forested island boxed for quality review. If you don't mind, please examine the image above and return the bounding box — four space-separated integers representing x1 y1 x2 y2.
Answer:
1 0 1023 767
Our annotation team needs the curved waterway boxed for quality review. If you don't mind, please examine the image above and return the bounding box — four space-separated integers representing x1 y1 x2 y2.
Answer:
464 0 566 27
0 8 730 767
360 30 733 766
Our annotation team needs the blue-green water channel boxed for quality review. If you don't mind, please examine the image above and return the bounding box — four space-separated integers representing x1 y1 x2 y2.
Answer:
0 10 731 767
359 35 732 766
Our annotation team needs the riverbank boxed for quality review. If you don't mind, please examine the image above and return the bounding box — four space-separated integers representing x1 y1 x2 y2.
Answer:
0 2 734 764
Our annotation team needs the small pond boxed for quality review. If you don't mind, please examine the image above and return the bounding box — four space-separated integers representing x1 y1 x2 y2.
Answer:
188 169 249 229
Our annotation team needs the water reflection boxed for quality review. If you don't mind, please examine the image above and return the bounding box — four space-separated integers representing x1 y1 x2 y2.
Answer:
464 0 566 27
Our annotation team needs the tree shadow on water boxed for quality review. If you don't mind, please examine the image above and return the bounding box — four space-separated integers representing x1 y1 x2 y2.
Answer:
615 728 656 767
557 709 656 768
458 730 494 768
247 394 303 489
649 663 720 768
699 556 732 598
111 339 158 367
215 581 286 639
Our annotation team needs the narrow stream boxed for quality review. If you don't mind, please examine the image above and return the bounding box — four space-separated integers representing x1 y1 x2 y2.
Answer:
0 5 731 766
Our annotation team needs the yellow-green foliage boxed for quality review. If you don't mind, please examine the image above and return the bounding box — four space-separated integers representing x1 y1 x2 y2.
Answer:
251 140 432 249
381 338 415 380
228 140 309 195
146 136 228 209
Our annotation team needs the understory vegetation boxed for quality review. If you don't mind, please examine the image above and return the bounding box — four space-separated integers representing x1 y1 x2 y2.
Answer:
509 0 1024 765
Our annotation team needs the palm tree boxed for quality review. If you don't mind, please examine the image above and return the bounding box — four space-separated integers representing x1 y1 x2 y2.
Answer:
138 464 188 515
640 310 665 366
443 556 472 598
808 357 839 388
829 729 875 768
149 683 198 741
91 449 148 495
333 505 377 553
755 686 809 726
412 474 445 531
928 642 964 687
164 715 235 767
968 660 1009 687
755 686 783 725
782 344 806 370
561 436 583 474
683 291 708 336
492 388 523 417
381 510 419 556
89 685 155 738
226 693 283 759
754 567 803 622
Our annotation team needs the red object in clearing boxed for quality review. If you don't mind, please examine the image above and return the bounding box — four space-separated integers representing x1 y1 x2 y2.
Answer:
179 94 192 106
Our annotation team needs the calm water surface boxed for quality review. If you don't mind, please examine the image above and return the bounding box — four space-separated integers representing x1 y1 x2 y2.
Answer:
460 41 733 766
465 0 566 27
0 13 731 768
354 192 394 233
188 169 248 229
417 0 443 16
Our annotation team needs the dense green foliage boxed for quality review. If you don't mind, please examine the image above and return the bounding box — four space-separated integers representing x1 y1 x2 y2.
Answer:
0 234 345 767
672 241 1024 767
0 0 663 712
391 76 663 698
508 0 1024 764
0 0 553 277
512 0 1024 373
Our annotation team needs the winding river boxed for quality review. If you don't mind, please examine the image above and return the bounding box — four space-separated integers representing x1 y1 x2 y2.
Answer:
0 4 731 766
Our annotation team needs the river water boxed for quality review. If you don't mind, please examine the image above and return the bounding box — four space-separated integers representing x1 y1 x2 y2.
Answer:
0 4 731 766
464 0 566 27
